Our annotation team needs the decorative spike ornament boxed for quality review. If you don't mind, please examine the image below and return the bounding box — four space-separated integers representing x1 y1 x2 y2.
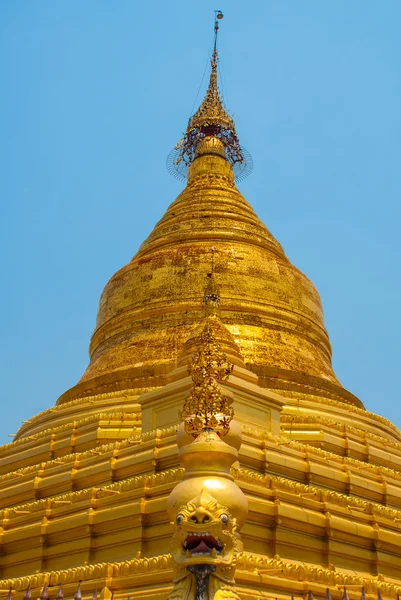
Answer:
56 584 64 600
326 589 332 600
343 588 350 600
361 587 366 600
74 583 82 600
6 587 12 600
40 585 49 600
23 585 31 600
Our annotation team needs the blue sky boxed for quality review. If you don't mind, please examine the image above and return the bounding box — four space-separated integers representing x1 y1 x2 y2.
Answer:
1 1 400 444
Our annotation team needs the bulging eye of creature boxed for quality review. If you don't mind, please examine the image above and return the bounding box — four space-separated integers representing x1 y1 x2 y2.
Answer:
220 513 229 525
176 514 184 525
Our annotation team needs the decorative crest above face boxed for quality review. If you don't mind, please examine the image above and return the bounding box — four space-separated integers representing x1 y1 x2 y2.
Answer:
171 488 237 568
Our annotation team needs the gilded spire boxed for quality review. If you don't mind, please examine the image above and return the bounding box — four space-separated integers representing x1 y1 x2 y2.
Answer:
187 21 235 134
171 11 246 173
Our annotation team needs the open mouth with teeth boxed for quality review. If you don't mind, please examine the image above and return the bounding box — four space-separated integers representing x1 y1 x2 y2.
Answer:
183 532 223 556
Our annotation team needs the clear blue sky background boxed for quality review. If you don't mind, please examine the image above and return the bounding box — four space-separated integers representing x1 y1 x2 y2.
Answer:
1 1 400 444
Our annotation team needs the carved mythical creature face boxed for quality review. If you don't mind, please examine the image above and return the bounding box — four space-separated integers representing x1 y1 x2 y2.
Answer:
171 488 237 568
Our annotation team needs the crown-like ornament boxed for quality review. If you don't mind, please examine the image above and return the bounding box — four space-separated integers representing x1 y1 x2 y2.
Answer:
180 316 234 438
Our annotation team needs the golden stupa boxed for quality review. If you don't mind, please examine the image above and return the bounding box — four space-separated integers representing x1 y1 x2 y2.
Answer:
1 13 401 600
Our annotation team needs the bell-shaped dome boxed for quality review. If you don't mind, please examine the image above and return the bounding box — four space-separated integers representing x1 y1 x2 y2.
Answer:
54 33 361 410
57 137 361 409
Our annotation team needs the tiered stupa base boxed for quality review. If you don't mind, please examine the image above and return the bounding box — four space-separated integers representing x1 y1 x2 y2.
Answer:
1 321 401 598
